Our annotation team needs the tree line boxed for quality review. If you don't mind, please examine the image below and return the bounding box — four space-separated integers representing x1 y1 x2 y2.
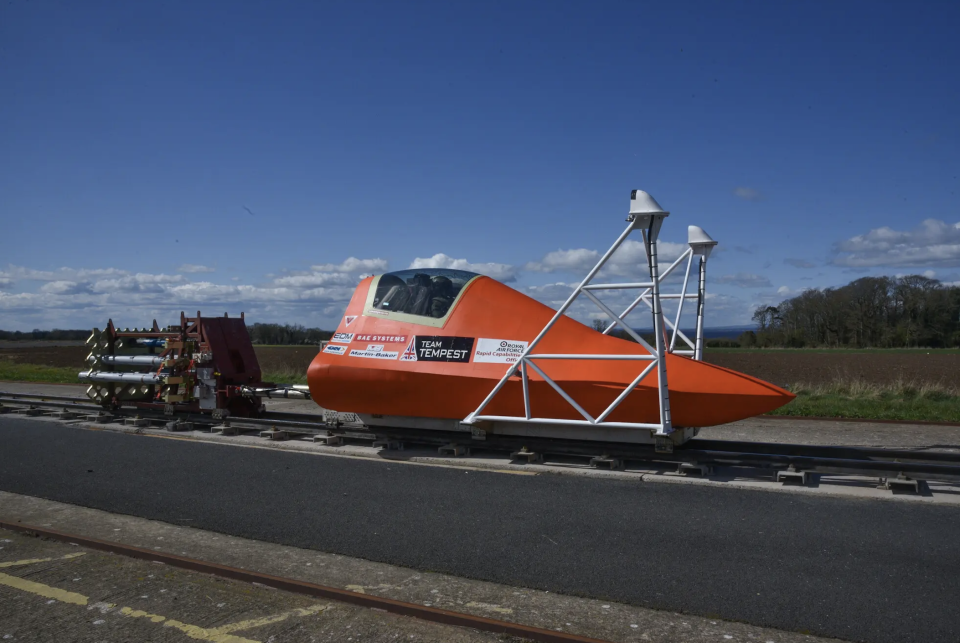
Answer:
743 275 960 348
0 329 90 341
247 323 333 345
0 324 333 345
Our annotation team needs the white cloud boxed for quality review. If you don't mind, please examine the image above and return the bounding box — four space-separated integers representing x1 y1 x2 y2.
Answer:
2 266 130 282
1 242 763 330
733 187 764 201
775 285 811 298
91 273 186 294
271 272 359 288
784 258 816 269
2 267 60 281
522 282 577 304
716 273 773 288
832 219 960 267
40 281 92 295
408 254 518 283
178 264 215 274
311 257 389 273
525 240 688 277
74 268 130 279
525 248 599 274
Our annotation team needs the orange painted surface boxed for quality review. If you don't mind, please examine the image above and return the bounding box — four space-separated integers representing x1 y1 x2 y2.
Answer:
307 276 794 427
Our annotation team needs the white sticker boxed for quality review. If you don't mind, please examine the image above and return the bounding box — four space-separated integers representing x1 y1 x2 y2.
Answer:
473 338 528 363
349 348 399 360
331 332 354 344
344 315 357 327
399 339 417 362
366 344 384 352
323 344 346 355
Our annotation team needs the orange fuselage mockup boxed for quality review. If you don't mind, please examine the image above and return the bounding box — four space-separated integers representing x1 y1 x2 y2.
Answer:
307 274 794 427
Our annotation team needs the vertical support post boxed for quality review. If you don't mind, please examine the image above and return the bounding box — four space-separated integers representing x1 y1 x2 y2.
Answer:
644 229 672 435
687 225 717 361
521 359 531 420
669 253 694 352
694 256 707 361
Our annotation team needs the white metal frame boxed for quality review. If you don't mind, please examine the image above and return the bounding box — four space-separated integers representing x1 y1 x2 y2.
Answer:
464 190 677 436
601 225 717 361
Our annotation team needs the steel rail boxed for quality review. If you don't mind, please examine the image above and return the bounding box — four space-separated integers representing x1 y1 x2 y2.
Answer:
4 390 959 428
0 520 611 643
0 392 94 404
0 398 106 412
0 393 334 427
0 397 333 434
756 413 960 428
664 449 960 481
369 424 960 466
690 439 960 463
3 396 960 481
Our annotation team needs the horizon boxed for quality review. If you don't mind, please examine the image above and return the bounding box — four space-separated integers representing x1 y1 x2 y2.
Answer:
2 1 958 332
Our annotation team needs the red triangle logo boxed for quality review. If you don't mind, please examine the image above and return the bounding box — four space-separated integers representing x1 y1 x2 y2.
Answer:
344 315 357 327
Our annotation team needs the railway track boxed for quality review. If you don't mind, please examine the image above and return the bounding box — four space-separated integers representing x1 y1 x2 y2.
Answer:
0 519 611 643
2 391 959 490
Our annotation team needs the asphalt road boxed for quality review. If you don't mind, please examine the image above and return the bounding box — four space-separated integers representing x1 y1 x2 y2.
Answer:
1 417 958 643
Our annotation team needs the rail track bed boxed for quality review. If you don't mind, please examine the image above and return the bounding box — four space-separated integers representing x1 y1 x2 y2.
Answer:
4 390 959 495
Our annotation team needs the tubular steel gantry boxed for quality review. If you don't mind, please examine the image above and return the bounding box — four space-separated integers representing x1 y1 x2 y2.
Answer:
602 224 718 361
464 189 715 438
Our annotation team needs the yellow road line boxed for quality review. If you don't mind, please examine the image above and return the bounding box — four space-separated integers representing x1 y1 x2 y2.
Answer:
209 604 328 635
0 571 88 605
0 552 328 643
0 552 85 568
119 607 260 643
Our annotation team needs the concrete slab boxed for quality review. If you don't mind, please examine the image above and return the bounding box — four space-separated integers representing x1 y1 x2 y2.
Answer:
0 491 847 643
700 416 960 451
0 526 506 643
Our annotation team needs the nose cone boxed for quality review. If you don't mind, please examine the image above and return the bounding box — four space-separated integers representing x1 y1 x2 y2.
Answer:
667 357 795 427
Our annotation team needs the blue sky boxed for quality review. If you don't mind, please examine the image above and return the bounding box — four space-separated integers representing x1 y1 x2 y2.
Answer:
2 0 958 331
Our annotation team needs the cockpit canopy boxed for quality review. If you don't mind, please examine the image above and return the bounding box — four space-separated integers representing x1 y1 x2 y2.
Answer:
371 269 479 319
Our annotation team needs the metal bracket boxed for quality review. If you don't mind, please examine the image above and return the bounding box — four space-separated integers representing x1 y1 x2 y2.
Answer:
884 474 921 494
777 467 809 485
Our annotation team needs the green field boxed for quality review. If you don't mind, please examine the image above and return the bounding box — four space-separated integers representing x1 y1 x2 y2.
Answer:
262 368 308 385
0 361 79 384
0 359 308 387
769 380 960 422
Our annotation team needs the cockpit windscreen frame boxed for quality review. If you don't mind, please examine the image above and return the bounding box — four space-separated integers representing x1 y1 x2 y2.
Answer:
363 268 481 328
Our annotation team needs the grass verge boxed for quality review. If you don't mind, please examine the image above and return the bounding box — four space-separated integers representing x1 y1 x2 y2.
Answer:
0 360 80 384
0 360 309 387
262 367 308 385
768 378 960 422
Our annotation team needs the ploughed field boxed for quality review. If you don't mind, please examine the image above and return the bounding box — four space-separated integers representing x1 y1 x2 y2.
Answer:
704 350 960 388
1 344 958 387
